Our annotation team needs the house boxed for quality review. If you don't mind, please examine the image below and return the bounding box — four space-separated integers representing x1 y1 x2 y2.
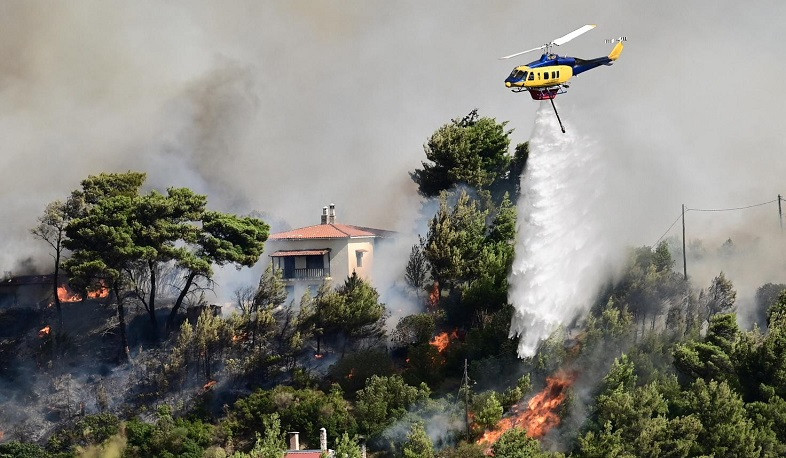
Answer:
267 204 393 301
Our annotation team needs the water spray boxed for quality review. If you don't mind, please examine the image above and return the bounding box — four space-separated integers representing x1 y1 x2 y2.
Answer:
509 104 610 357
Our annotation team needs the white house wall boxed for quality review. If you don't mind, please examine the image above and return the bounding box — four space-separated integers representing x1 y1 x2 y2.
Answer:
347 240 374 281
265 236 377 303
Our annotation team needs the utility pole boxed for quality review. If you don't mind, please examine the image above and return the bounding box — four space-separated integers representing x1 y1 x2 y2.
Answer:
779 194 783 233
463 359 470 441
682 204 687 281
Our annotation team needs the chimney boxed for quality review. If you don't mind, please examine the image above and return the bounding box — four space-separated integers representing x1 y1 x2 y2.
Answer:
321 206 328 225
328 203 336 224
288 432 300 451
319 427 327 452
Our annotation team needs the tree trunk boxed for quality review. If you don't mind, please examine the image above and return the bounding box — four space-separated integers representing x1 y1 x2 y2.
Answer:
148 260 158 340
53 244 63 329
52 243 63 358
114 281 130 362
166 271 197 333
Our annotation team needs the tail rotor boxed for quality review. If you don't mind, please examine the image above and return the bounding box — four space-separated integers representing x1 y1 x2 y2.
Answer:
604 36 627 44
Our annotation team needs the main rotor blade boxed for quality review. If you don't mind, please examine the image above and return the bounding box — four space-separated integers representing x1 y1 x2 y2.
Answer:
499 45 546 60
553 24 596 46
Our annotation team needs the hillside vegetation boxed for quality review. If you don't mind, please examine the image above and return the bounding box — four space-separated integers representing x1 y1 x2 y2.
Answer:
1 111 784 458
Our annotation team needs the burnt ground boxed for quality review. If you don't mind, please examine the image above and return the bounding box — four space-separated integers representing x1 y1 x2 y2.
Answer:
0 299 164 442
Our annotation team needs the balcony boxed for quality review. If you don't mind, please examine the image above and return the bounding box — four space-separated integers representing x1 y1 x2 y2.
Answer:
283 267 330 280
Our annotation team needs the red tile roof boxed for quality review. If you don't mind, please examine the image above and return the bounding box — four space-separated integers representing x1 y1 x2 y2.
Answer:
270 223 391 240
284 452 323 458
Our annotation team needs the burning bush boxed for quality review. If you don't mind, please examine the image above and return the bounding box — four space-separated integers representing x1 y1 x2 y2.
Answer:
477 371 576 449
429 330 460 353
57 284 82 303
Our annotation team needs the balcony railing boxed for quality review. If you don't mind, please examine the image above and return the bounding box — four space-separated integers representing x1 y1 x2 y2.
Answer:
284 267 330 280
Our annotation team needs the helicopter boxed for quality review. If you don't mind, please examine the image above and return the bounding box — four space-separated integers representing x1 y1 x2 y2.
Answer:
501 25 625 133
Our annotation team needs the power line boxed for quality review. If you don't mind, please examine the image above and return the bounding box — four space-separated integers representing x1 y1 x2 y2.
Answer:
650 197 781 247
652 211 684 247
686 199 778 212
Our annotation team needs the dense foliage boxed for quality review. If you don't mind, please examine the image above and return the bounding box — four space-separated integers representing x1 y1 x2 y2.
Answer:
7 112 786 458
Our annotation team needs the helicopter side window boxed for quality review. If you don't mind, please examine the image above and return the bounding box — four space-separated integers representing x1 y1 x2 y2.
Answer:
528 73 535 81
556 70 560 78
551 71 556 79
521 71 528 80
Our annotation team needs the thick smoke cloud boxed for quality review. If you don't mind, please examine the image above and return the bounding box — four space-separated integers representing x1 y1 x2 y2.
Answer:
1 2 784 324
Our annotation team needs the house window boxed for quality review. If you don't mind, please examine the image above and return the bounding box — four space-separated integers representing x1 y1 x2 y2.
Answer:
283 257 295 278
355 250 364 267
306 255 323 269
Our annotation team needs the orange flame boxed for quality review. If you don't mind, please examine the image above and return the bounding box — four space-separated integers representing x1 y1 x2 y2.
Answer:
57 285 82 303
429 329 459 354
232 334 247 343
477 371 576 449
428 281 440 308
87 284 109 299
347 368 357 380
430 332 451 353
203 380 217 390
314 353 324 359
38 325 51 338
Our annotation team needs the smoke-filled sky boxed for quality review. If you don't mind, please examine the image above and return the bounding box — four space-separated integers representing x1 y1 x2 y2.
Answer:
2 1 785 287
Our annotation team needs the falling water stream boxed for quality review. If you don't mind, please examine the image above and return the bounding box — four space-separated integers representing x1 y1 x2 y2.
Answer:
509 104 611 357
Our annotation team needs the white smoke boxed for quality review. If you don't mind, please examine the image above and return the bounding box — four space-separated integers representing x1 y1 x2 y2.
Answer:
508 104 617 357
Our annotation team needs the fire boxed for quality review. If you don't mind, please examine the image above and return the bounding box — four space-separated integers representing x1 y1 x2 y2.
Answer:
347 368 357 380
429 329 459 353
203 380 217 390
428 281 440 308
87 284 109 299
430 332 450 353
314 353 324 359
477 371 576 449
57 284 82 303
232 334 247 343
38 325 51 338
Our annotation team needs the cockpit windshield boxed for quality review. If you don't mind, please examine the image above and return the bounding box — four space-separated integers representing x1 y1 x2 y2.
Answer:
508 69 528 81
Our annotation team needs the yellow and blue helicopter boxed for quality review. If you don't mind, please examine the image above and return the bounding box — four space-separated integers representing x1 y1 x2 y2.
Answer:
501 25 625 132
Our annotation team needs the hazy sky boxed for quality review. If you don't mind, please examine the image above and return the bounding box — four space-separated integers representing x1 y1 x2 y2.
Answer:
2 1 785 280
